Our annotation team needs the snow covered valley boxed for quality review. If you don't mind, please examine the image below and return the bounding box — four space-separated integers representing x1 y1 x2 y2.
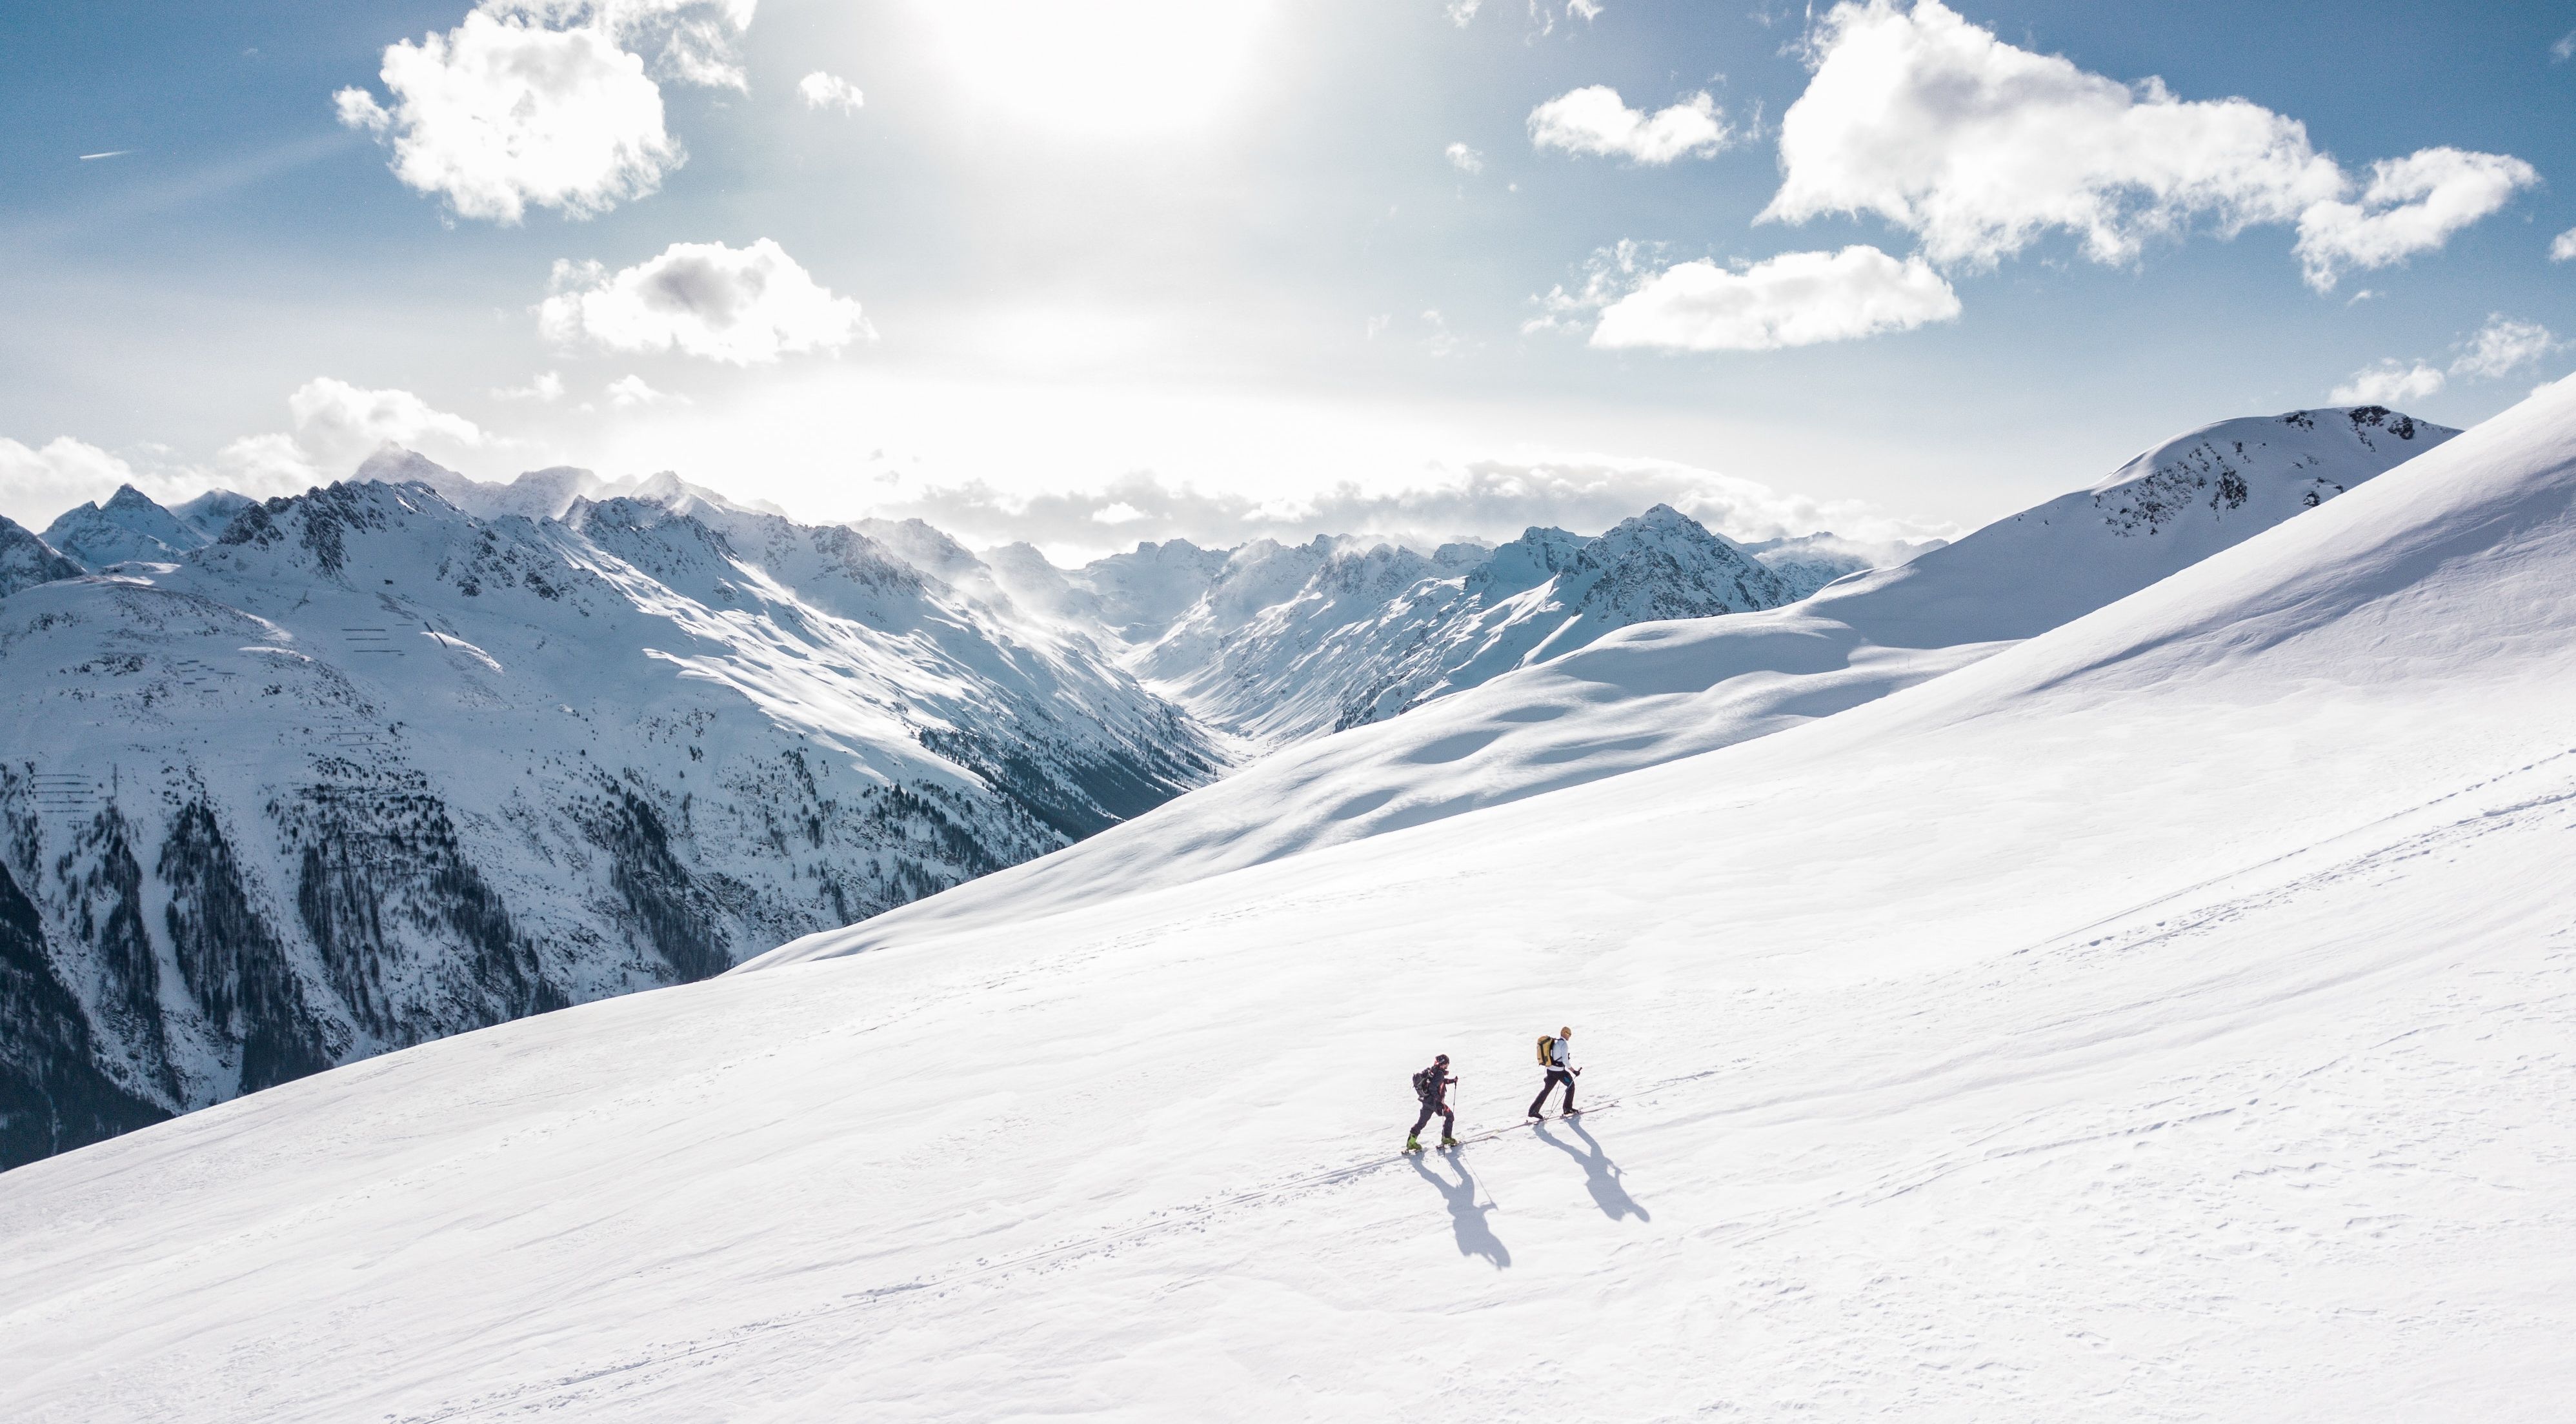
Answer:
2 377 2568 1422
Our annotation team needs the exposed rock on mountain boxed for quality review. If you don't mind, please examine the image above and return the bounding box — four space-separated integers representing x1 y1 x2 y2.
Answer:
42 486 203 567
1124 505 1798 741
0 518 83 598
0 476 1223 1168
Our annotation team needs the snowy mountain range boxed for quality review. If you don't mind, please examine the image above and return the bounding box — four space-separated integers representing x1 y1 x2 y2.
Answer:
1 454 1919 1168
766 405 2456 949
0 383 2564 1419
1120 505 1807 741
841 501 1920 745
0 471 1223 1167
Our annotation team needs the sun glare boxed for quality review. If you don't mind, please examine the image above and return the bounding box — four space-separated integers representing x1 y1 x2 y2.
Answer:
916 0 1274 138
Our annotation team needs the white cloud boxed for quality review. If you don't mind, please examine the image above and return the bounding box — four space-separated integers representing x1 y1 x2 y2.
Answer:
288 377 483 463
333 1 753 224
538 238 872 365
1763 0 2533 290
2324 316 2563 410
798 70 864 114
1529 86 1731 165
1580 245 1960 352
494 370 567 402
2292 148 2539 292
2552 227 2576 263
0 380 499 528
1445 0 1482 26
1519 0 1602 37
1445 142 1485 174
605 374 678 406
2449 314 2559 381
219 377 486 486
2329 359 2444 406
2555 29 2575 63
1421 310 1459 357
0 437 164 529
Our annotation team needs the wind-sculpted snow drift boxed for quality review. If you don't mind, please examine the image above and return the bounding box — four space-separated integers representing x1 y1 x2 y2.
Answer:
2 385 2568 1418
0 476 1221 1167
765 405 2453 956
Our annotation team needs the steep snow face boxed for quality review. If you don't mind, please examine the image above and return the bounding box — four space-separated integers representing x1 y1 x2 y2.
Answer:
4 388 2572 1421
0 479 1221 1168
1822 404 2450 649
1134 505 1797 742
779 408 2453 948
39 485 209 567
0 517 83 597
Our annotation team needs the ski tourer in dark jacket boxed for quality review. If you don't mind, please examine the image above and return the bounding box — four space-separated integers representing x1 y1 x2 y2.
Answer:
1407 1054 1458 1151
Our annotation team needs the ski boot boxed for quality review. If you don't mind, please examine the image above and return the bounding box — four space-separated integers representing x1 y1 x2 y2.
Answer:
1440 1136 1460 1149
1404 1135 1424 1153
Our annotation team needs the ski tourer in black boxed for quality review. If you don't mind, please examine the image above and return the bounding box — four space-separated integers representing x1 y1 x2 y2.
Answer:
1408 1054 1458 1150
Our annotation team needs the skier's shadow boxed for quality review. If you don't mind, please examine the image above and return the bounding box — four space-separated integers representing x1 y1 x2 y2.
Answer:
1534 1116 1650 1221
1409 1150 1511 1268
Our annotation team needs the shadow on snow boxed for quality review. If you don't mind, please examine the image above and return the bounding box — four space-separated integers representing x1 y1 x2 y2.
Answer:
1409 1149 1510 1267
1534 1115 1649 1222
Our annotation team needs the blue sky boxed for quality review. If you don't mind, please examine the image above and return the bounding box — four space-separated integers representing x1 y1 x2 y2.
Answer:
3 0 2571 556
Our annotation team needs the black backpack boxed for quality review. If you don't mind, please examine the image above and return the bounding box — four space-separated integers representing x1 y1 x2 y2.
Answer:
1412 1066 1438 1101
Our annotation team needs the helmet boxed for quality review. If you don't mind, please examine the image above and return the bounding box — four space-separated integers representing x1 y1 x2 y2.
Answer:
1434 1053 1449 1063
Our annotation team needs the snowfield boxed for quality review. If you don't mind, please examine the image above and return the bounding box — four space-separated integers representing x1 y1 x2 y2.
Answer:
1 385 2570 1420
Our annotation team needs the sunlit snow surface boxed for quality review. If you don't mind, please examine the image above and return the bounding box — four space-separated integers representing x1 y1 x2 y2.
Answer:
3 392 2570 1419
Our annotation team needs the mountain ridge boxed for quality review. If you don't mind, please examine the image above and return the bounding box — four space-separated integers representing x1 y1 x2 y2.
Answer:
0 474 1222 1167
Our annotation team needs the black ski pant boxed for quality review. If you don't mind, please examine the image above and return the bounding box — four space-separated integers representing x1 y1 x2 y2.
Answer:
1411 1099 1454 1139
1529 1070 1576 1117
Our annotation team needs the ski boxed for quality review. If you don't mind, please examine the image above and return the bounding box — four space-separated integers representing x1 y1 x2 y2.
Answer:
1407 1099 1620 1152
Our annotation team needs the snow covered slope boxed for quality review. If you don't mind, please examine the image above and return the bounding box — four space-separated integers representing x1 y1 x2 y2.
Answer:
0 517 81 597
0 477 1220 1168
2 388 2568 1418
773 406 2453 946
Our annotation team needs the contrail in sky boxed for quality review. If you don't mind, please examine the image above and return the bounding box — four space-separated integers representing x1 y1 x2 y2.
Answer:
79 150 134 161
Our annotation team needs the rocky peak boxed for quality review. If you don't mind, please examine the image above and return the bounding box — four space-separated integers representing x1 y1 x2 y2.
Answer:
1569 505 1794 623
41 485 206 567
0 516 85 596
